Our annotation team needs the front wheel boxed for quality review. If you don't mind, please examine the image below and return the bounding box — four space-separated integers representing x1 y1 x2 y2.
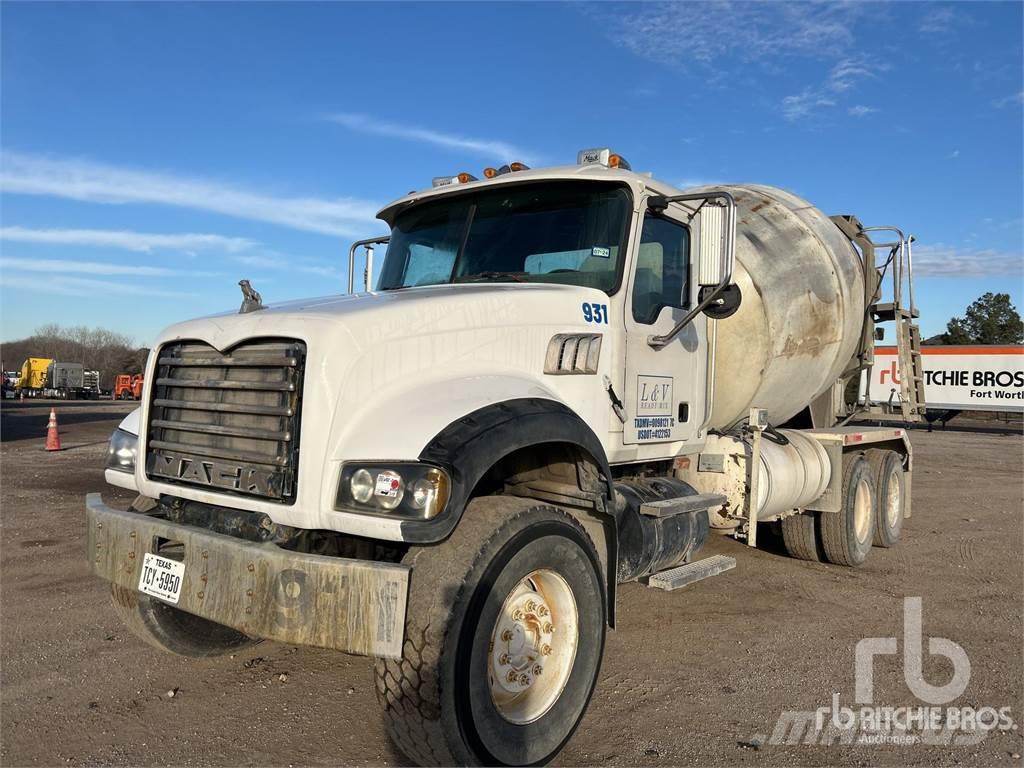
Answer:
376 497 606 766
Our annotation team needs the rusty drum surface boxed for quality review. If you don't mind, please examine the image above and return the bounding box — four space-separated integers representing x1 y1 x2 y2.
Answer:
692 184 865 429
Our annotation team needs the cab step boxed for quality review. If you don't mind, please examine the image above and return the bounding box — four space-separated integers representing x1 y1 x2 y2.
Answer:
646 554 737 591
640 493 727 518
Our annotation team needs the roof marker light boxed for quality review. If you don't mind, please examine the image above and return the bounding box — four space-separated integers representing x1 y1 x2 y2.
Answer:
483 167 498 178
576 147 632 171
431 172 479 188
509 162 530 172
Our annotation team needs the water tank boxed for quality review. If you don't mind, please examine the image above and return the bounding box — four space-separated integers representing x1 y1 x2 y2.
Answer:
694 185 866 429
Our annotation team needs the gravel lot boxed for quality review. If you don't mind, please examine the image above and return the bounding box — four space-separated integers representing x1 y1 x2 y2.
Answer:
1 400 1021 766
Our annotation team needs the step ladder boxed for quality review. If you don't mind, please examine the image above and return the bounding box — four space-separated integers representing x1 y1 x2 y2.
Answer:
831 216 926 424
863 227 926 422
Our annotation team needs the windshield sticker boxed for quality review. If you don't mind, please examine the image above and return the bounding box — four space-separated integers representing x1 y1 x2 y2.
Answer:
591 246 611 259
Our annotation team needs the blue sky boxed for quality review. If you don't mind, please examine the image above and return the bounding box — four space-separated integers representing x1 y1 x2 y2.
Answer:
1 1 1022 344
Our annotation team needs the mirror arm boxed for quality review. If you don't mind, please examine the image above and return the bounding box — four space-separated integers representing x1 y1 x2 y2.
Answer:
647 190 736 350
348 236 390 293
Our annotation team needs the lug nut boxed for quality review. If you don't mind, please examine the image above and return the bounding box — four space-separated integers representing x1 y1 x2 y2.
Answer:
525 600 537 612
499 653 511 665
512 609 524 621
507 670 519 683
501 629 513 642
543 622 554 634
541 644 552 656
518 674 531 686
533 664 543 676
538 605 549 617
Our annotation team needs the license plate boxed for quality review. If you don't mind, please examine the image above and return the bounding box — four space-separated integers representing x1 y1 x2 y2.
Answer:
138 552 185 604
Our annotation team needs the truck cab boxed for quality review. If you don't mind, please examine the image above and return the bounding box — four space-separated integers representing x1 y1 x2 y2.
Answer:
88 148 917 767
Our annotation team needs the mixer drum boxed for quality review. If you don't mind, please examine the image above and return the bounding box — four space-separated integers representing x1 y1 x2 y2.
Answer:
693 185 866 429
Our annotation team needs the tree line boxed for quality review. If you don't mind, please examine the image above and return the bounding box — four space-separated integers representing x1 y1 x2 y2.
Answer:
1 324 149 390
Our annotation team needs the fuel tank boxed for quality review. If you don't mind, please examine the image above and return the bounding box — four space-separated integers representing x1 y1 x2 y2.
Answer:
693 185 865 429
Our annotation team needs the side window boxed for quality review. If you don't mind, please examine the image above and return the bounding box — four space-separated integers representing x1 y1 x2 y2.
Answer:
632 214 690 324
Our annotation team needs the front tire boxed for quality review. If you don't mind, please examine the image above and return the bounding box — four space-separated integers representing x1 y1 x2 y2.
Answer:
376 496 606 766
110 585 258 657
109 496 257 657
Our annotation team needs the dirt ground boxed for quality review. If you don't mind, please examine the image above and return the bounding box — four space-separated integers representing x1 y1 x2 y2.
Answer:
1 400 1021 767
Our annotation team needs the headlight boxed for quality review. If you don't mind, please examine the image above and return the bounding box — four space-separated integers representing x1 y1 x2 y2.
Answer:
106 428 137 473
336 463 450 520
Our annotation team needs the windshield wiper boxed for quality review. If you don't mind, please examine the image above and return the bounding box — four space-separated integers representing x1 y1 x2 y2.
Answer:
455 271 527 283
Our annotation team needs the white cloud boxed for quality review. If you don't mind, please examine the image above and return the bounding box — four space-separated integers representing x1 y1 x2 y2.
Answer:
327 113 537 165
919 6 957 34
783 89 837 121
993 91 1024 108
230 252 343 281
829 58 883 92
0 273 192 298
782 58 886 121
948 149 961 159
0 226 253 254
0 151 382 237
0 256 217 278
913 244 1024 277
599 2 861 67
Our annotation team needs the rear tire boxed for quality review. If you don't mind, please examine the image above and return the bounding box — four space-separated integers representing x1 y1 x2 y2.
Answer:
375 496 606 766
820 453 876 567
781 512 824 561
866 449 904 547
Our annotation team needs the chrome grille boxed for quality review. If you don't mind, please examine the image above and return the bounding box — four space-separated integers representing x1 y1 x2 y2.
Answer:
145 339 305 503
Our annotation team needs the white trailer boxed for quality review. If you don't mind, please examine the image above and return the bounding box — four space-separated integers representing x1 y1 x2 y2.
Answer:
86 148 923 766
864 344 1023 413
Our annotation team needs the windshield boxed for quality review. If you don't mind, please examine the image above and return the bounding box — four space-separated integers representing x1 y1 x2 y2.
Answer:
377 181 632 292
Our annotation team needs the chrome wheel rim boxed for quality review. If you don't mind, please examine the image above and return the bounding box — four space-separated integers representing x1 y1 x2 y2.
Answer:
853 478 872 543
488 569 578 724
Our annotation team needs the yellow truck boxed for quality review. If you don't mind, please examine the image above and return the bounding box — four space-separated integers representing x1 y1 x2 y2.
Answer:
17 357 52 396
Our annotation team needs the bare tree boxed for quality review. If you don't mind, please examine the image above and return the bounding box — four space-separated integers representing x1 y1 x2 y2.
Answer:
1 324 148 391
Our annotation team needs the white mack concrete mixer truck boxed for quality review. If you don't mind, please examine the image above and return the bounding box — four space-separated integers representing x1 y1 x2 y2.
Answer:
87 148 925 766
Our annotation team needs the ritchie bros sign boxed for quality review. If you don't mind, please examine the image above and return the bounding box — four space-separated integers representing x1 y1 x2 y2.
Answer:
864 346 1024 412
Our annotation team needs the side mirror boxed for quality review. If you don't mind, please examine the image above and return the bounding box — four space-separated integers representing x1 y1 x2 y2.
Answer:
696 201 735 290
348 236 390 293
648 191 738 349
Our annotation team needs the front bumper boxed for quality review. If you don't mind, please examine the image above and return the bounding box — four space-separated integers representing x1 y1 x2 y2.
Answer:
86 494 409 659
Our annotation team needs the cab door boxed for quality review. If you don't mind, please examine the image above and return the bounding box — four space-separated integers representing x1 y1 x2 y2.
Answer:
621 207 706 448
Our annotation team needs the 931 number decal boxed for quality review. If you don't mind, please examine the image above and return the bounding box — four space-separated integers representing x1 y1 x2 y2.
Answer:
582 302 609 324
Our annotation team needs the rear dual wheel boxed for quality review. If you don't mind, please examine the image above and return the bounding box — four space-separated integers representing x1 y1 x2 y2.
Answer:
819 452 876 566
866 449 905 547
376 496 606 766
783 452 888 567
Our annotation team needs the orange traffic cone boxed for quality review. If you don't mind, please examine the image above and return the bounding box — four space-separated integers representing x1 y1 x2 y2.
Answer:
45 408 62 451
